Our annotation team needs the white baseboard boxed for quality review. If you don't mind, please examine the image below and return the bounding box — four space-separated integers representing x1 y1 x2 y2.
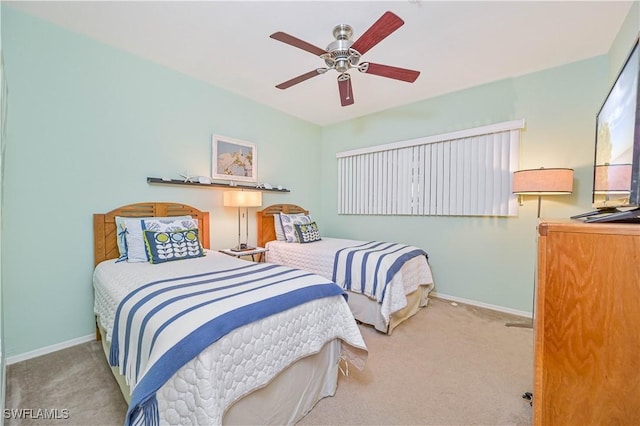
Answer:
6 334 95 365
431 292 532 319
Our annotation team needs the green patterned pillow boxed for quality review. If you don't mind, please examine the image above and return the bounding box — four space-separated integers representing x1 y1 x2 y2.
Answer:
294 222 321 243
143 228 205 264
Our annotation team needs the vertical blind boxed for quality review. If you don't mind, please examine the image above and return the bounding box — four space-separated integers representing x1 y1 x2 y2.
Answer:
337 120 524 216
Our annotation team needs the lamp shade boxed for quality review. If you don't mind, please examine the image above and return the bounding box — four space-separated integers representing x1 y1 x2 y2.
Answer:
513 168 573 195
223 191 262 207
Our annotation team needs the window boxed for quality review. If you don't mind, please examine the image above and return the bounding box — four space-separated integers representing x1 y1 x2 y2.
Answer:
337 120 524 216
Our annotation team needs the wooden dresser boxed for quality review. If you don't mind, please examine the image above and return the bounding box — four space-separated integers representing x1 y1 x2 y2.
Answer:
534 220 640 426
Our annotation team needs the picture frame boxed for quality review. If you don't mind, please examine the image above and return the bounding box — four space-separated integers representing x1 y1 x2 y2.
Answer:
211 134 257 183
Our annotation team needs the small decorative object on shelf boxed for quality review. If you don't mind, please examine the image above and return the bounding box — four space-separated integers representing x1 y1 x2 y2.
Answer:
180 171 196 183
257 182 288 191
146 177 290 192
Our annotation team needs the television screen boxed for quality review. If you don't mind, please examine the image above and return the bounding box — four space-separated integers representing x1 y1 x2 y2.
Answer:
572 35 640 223
592 38 638 209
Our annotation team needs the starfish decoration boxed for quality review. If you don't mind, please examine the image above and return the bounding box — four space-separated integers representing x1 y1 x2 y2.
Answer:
180 171 196 183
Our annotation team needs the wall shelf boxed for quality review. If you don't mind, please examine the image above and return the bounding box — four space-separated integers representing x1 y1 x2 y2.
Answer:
147 177 290 192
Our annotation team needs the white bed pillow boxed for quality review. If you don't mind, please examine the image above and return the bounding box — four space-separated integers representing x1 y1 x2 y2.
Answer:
115 215 191 261
279 212 312 243
275 213 309 241
274 213 307 241
123 216 197 263
274 216 286 241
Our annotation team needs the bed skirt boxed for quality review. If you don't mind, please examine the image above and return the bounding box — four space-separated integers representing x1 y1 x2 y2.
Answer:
97 318 341 425
347 284 433 334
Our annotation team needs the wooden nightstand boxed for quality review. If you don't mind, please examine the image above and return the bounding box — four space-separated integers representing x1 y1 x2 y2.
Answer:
218 247 268 262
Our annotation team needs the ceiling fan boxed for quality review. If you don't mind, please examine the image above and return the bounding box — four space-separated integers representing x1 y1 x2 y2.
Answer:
270 11 420 107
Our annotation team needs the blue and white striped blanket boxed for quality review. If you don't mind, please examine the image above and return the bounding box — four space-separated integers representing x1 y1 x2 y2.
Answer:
332 241 428 302
109 262 345 426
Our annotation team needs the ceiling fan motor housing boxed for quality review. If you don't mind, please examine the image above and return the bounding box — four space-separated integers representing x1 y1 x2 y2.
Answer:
325 24 360 72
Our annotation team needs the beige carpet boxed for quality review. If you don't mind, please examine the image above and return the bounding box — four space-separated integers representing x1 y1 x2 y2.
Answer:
6 298 533 425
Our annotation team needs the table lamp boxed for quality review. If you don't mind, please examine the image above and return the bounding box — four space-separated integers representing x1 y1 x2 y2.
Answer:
223 190 262 251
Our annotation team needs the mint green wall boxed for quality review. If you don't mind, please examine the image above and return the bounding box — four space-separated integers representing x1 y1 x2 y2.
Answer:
319 58 608 312
2 3 638 359
1 8 321 357
608 2 639 81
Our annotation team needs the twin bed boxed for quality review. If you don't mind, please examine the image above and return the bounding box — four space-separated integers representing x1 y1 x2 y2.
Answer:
257 204 435 334
94 201 434 425
93 202 367 426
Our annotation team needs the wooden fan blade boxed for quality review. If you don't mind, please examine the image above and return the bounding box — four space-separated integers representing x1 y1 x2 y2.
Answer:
338 78 354 106
351 11 404 55
270 32 327 56
361 62 420 82
275 70 323 89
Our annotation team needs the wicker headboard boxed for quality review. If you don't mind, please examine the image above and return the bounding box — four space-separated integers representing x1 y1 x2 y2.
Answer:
93 202 210 266
256 204 308 248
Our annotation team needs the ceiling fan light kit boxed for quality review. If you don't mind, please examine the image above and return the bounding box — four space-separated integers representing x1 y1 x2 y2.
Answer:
270 11 420 107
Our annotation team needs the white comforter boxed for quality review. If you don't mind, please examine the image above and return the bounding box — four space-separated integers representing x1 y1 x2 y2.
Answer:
266 237 434 325
94 250 367 425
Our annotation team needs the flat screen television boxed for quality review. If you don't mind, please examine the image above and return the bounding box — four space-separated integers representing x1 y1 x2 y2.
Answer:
573 34 640 223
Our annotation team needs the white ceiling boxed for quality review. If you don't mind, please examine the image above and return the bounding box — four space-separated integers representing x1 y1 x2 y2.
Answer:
7 1 634 126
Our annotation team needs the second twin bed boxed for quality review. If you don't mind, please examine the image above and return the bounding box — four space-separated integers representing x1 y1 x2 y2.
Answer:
257 204 435 334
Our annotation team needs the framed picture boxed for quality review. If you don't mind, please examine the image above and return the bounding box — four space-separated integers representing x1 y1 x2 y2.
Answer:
212 134 257 182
